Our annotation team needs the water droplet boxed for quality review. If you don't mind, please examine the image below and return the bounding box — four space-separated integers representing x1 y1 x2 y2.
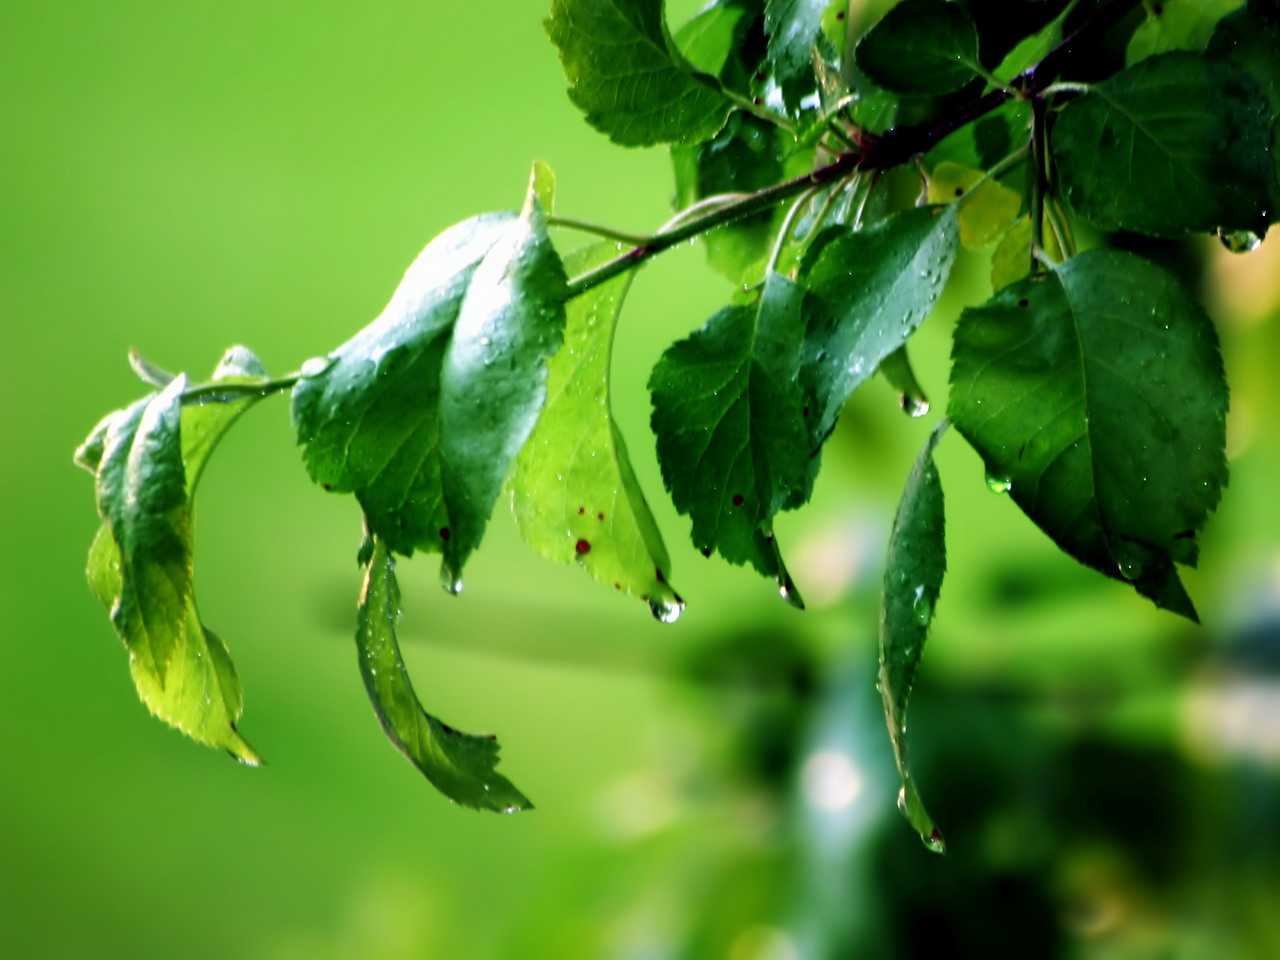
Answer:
501 804 522 815
912 585 932 626
299 356 331 377
1217 227 1261 254
985 470 1012 494
900 393 930 418
648 592 685 624
440 565 464 596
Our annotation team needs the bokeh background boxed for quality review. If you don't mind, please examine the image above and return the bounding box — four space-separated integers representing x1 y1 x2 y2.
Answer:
4 2 1280 957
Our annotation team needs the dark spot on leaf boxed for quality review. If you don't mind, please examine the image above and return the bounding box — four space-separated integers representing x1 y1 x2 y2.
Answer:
954 186 964 197
596 511 605 521
732 493 745 507
575 538 591 555
613 581 622 591
836 9 845 19
321 483 333 491
1018 297 1030 308
439 526 451 541
577 505 585 515
802 405 810 418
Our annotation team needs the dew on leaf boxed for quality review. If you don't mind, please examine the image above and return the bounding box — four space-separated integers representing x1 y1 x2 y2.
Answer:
299 356 332 377
985 470 1012 494
648 592 686 624
900 393 930 418
911 585 933 626
1217 227 1261 254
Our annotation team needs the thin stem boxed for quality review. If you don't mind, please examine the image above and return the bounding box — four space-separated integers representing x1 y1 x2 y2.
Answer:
1029 96 1049 272
181 374 301 404
547 216 652 246
796 174 854 260
657 192 750 234
768 185 822 275
1041 81 1093 97
722 87 797 136
1044 198 1071 259
1050 196 1078 257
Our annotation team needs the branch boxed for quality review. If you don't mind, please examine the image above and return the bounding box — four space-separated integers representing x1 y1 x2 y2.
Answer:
564 0 1142 301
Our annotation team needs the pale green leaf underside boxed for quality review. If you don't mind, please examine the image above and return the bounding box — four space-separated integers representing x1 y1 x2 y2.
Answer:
546 0 732 146
512 243 681 617
357 535 531 812
1053 52 1272 236
949 249 1228 621
880 422 947 854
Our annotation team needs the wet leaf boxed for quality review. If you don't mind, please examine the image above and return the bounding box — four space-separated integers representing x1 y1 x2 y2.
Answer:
880 421 948 854
764 0 835 107
855 0 980 96
1209 2 1280 213
82 347 273 764
879 345 931 418
546 0 733 146
356 535 532 812
293 167 568 588
926 161 1022 249
949 249 1228 620
800 205 960 445
1053 52 1273 237
649 273 809 600
512 244 682 620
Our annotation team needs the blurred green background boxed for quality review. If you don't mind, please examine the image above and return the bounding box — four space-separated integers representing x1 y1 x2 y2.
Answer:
4 2 1280 957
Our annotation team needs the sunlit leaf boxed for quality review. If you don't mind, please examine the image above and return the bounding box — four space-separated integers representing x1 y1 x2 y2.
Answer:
764 0 836 107
1053 52 1273 236
512 244 683 621
950 250 1228 620
356 534 532 812
1126 0 1244 64
926 161 1022 248
546 0 733 146
879 421 948 854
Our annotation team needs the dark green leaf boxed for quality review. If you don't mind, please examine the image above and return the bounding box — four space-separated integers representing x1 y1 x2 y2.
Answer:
673 0 756 80
855 0 981 96
879 345 931 418
949 249 1228 620
512 244 683 622
1209 1 1280 213
801 205 960 444
879 421 948 854
649 273 809 602
356 534 532 813
83 347 272 764
293 168 568 589
1053 52 1273 236
671 110 788 282
546 0 733 146
764 0 835 107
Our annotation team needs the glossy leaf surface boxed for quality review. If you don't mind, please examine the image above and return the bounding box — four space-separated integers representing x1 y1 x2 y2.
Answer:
879 422 948 854
357 535 532 812
856 0 980 95
950 250 1229 620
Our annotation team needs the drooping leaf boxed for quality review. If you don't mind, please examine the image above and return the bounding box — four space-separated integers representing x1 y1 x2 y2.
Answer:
949 249 1229 620
879 421 948 855
671 109 788 282
81 347 274 764
512 244 683 622
438 182 569 586
926 161 1022 248
356 534 532 812
293 167 568 590
879 345 931 418
673 0 752 77
1126 0 1244 64
855 0 981 96
292 213 515 559
649 273 809 603
1053 52 1273 237
800 205 960 445
546 0 734 146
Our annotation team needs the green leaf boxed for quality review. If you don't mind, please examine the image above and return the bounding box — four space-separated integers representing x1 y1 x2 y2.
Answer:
671 109 788 282
546 0 733 146
1053 52 1273 237
356 534 532 812
1126 0 1244 64
879 345 931 418
673 0 759 84
949 249 1229 621
83 347 272 764
293 168 568 590
512 243 683 622
1209 1 1280 213
292 213 515 560
855 0 981 96
764 0 835 107
991 0 1075 83
438 182 569 586
649 273 809 603
926 161 1022 249
989 213 1064 291
800 205 960 444
879 421 948 855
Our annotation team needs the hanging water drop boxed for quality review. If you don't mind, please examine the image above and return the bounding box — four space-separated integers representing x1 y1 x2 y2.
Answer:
648 592 686 624
1217 227 1261 254
985 469 1012 494
900 392 930 418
